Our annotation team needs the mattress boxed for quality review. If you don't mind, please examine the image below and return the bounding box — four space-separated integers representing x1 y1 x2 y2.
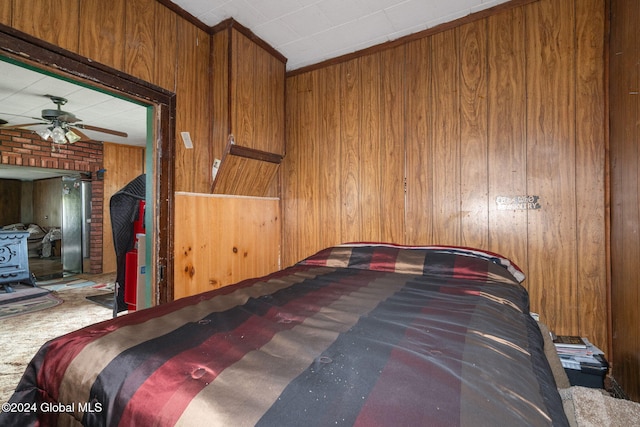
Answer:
0 244 568 426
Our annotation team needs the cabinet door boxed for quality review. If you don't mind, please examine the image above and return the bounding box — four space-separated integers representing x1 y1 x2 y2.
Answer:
230 29 285 155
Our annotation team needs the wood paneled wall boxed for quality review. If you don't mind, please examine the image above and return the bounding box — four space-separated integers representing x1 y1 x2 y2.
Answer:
174 19 211 193
284 0 607 350
610 0 640 402
0 0 211 193
32 178 62 228
173 193 281 299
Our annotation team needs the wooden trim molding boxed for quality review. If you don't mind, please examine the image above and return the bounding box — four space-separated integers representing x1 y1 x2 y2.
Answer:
154 0 210 33
228 144 283 164
212 18 287 65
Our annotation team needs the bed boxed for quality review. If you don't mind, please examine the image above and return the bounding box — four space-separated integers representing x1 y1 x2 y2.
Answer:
0 244 569 426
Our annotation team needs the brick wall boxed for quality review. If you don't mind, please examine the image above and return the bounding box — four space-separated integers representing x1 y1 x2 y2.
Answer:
0 128 104 273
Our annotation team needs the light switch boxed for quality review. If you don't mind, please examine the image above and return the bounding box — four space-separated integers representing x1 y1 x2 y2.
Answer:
181 132 193 149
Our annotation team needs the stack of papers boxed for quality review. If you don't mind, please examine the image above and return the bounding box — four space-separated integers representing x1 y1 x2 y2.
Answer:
552 335 605 370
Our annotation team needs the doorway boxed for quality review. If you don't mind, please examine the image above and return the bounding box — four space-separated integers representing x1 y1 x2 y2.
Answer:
0 24 175 305
0 54 149 282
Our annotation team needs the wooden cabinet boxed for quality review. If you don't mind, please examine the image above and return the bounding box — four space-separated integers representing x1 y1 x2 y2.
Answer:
211 19 286 167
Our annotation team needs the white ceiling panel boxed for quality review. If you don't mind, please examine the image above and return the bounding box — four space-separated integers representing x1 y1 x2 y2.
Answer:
171 0 512 70
0 60 148 147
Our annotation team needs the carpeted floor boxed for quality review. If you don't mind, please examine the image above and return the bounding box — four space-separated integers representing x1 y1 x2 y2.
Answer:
0 293 62 319
561 386 640 426
0 274 116 404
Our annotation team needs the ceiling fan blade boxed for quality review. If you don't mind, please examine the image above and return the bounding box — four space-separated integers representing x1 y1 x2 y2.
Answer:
1 122 47 128
74 123 128 138
0 112 42 121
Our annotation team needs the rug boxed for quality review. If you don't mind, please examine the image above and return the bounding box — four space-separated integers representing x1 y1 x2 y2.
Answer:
0 293 62 319
86 293 114 309
0 284 49 305
37 278 97 292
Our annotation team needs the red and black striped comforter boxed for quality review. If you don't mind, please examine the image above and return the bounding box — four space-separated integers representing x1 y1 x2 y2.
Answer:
1 244 568 426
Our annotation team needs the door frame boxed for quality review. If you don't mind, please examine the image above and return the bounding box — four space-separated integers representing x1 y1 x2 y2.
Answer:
0 24 176 304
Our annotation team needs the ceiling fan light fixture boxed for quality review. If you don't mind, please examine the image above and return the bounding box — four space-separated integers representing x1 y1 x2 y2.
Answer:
51 126 66 144
36 128 52 140
65 130 81 143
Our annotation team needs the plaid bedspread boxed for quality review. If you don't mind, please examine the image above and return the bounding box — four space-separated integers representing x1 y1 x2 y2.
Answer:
1 245 568 426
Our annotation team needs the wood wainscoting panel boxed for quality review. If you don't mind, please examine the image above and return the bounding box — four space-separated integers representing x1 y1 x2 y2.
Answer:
174 193 281 299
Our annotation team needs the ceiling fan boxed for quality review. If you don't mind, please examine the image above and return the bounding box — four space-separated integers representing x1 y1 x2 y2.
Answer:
0 94 128 148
